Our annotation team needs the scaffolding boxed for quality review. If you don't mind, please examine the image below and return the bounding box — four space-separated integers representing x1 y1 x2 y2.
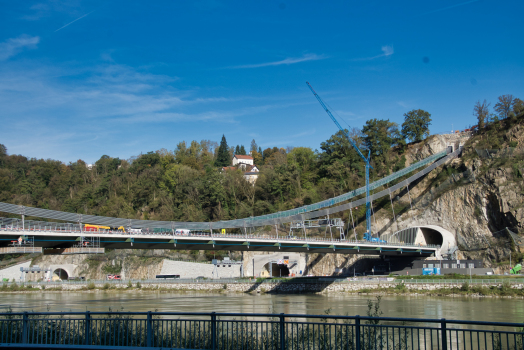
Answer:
63 236 104 254
289 217 345 240
0 236 42 255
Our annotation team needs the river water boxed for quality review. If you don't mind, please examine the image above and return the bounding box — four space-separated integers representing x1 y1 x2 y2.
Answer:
0 292 522 323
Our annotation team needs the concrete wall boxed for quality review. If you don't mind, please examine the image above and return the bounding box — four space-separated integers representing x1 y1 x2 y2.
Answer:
0 261 31 282
159 260 241 279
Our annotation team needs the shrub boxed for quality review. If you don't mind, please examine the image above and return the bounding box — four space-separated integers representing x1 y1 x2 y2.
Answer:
102 283 110 290
460 281 470 292
87 282 96 290
136 282 142 289
395 283 407 292
127 280 133 288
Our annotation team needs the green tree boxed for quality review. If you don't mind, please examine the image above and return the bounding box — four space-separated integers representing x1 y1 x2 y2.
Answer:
513 98 524 119
363 119 400 157
215 135 230 167
235 145 240 155
473 100 490 129
0 144 6 157
250 139 258 153
401 109 431 142
494 94 515 120
239 145 246 155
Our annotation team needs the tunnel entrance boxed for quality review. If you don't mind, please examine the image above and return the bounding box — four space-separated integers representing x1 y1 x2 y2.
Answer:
270 263 290 277
420 228 444 246
53 268 69 281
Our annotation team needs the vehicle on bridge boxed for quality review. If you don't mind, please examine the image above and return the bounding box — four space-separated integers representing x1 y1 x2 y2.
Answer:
363 232 386 244
85 224 126 233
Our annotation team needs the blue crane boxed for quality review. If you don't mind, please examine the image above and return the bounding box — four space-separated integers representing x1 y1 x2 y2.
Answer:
306 82 384 243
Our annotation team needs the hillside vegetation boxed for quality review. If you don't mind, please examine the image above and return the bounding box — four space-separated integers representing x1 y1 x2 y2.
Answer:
0 95 522 231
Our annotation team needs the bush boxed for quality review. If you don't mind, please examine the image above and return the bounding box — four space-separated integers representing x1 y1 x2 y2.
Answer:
87 282 96 290
460 281 470 292
102 283 110 290
394 283 407 292
136 282 141 289
127 280 132 288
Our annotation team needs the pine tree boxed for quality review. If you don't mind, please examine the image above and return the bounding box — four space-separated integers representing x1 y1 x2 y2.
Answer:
235 145 240 155
250 139 258 153
239 145 246 155
215 135 230 167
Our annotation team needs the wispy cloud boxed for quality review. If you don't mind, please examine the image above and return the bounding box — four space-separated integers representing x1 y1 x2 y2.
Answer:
419 0 480 16
55 10 95 32
353 45 394 61
0 35 40 61
230 53 325 69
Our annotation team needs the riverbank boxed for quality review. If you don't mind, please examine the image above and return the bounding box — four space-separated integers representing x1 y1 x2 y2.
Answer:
2 280 524 298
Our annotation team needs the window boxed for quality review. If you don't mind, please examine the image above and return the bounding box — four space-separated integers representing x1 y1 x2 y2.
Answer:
428 264 434 268
468 263 475 268
460 264 466 268
443 264 449 268
452 264 457 269
422 264 427 268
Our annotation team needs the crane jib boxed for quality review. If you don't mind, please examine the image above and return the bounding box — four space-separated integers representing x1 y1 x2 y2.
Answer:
306 81 376 239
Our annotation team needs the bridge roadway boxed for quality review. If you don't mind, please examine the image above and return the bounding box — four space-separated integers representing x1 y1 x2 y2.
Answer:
0 228 438 256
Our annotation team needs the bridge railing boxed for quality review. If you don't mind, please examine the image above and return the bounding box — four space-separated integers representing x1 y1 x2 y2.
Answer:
0 311 522 349
0 226 441 249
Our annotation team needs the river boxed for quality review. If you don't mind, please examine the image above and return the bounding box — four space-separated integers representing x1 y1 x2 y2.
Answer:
0 292 522 322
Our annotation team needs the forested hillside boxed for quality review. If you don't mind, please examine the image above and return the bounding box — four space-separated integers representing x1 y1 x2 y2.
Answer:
0 95 522 226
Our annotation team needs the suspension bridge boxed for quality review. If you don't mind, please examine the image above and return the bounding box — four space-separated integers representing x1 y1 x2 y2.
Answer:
0 143 463 257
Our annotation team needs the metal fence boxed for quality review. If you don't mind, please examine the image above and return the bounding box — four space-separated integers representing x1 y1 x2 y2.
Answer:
7 277 524 286
0 311 522 349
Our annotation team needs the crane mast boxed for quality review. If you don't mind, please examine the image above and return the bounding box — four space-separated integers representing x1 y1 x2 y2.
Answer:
306 82 375 240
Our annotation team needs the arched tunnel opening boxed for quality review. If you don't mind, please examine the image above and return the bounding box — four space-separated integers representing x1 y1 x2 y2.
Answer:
270 263 290 277
53 268 69 281
420 228 444 246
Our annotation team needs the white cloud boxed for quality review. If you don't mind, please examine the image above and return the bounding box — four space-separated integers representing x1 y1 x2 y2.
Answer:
381 45 394 57
353 45 394 61
0 35 40 61
230 53 325 69
55 10 95 32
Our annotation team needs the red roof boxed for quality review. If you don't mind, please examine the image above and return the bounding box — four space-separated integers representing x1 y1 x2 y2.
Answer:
222 166 237 171
234 155 253 160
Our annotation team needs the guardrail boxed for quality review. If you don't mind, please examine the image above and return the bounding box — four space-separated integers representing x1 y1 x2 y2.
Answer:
0 311 522 349
7 277 524 286
0 227 441 250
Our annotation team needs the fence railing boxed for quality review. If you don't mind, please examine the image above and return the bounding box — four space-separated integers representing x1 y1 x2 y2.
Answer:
5 277 524 287
0 311 522 349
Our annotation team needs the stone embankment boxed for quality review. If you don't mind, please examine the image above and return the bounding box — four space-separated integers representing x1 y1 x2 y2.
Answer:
16 280 524 295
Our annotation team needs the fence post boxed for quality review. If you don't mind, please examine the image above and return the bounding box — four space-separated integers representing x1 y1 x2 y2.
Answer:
355 315 361 350
211 312 217 350
280 313 286 350
441 318 448 350
146 311 153 348
22 312 28 343
84 311 91 345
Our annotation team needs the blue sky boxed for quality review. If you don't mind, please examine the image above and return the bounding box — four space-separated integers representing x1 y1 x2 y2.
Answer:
0 0 522 164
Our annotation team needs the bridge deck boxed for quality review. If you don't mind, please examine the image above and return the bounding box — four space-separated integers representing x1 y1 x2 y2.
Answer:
0 229 438 256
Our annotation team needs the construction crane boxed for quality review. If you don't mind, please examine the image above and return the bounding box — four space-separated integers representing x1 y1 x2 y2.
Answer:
306 82 384 243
